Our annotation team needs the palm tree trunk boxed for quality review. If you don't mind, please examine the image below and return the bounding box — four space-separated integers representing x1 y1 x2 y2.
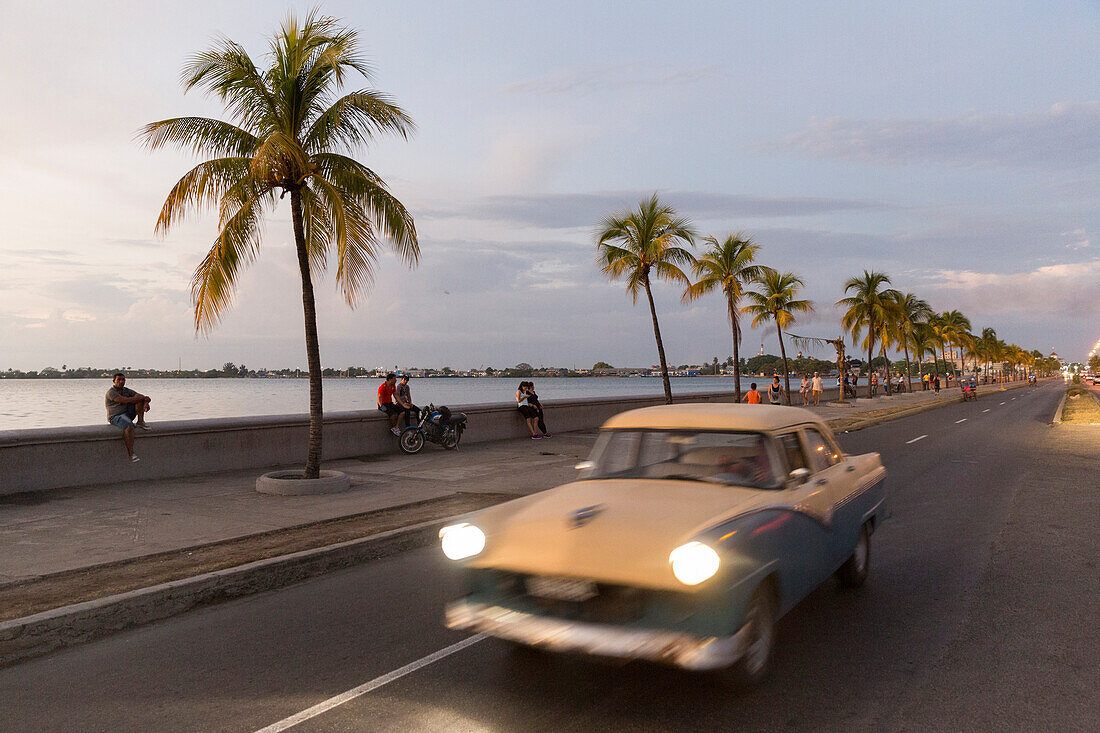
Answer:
867 328 875 399
290 188 323 479
903 343 913 392
835 340 847 405
643 277 673 404
881 344 891 395
728 293 742 402
775 317 791 405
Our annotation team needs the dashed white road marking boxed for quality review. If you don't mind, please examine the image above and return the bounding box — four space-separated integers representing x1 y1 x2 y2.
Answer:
955 418 967 424
906 435 928 444
254 634 487 732
1000 402 1006 405
982 409 990 413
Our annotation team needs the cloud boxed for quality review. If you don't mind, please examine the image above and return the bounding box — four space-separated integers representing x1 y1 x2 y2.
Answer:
501 63 725 96
770 102 1100 168
421 191 886 229
1062 228 1090 250
917 259 1100 317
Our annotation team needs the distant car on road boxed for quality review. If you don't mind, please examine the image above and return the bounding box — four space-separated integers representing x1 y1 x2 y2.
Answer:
440 404 888 686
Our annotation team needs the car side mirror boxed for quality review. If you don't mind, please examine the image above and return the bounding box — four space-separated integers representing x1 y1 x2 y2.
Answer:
574 461 594 471
788 467 811 485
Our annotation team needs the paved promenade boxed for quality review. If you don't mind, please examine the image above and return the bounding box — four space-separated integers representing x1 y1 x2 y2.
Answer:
0 382 1027 585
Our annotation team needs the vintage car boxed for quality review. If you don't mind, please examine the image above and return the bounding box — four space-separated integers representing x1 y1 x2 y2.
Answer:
441 403 887 685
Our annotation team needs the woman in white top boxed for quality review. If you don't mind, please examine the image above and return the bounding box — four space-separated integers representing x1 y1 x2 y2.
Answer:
799 374 810 405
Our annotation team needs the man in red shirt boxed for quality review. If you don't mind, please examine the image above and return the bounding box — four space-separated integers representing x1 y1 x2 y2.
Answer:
378 373 401 435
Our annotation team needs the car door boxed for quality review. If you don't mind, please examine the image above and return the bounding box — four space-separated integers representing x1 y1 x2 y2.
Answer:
771 431 833 602
799 426 856 568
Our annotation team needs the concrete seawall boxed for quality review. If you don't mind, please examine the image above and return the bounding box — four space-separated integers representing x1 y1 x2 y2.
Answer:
7 388 850 495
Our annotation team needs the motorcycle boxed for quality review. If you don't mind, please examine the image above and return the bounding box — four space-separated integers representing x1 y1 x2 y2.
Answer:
399 403 467 454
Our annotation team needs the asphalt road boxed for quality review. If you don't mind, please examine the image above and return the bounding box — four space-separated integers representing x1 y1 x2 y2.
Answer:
3 381 1096 732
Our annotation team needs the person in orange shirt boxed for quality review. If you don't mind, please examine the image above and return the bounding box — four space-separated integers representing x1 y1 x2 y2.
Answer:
377 373 402 435
742 383 762 404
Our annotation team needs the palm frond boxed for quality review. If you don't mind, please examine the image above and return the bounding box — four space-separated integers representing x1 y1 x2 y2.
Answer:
304 90 414 152
191 187 274 333
138 117 260 158
155 157 253 235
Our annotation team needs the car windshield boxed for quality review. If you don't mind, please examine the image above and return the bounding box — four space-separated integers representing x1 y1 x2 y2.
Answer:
584 430 782 489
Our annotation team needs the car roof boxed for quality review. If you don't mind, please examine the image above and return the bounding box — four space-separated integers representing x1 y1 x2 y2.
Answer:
601 403 829 432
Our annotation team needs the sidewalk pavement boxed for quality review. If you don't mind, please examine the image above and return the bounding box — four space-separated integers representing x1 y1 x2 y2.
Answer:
0 381 1030 602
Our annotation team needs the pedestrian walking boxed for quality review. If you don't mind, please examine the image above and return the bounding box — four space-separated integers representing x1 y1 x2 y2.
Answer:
799 374 810 406
933 374 941 393
811 372 824 406
768 375 784 405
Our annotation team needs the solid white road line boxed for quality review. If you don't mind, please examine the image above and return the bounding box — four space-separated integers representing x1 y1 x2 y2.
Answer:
955 418 967 424
982 409 991 413
254 634 487 733
906 435 928 444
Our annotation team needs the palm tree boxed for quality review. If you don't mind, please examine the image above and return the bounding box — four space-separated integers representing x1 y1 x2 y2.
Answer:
743 268 814 405
908 321 938 387
979 327 998 383
891 292 932 392
682 233 762 402
837 271 895 398
933 310 972 379
141 12 418 479
597 194 697 403
875 296 903 394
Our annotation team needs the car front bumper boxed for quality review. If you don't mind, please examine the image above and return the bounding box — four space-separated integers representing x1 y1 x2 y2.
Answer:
445 599 749 671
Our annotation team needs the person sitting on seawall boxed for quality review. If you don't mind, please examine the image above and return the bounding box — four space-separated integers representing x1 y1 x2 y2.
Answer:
516 382 543 439
741 382 762 404
105 372 151 463
378 373 403 436
395 374 419 429
523 381 551 438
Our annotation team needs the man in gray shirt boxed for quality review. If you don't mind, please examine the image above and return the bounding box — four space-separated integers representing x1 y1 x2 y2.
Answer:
105 373 151 462
395 374 418 428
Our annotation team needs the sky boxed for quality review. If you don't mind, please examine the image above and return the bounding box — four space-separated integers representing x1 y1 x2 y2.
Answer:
1 0 1098 371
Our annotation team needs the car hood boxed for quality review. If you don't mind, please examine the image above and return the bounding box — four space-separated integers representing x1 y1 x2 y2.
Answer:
464 479 769 591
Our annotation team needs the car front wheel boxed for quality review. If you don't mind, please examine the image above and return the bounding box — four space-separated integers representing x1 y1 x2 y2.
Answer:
837 521 871 588
728 582 777 688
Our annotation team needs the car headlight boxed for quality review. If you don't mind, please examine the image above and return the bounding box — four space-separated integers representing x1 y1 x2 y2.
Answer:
439 523 486 560
669 541 721 585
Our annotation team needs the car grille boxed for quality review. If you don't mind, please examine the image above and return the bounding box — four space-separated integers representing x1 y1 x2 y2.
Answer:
494 572 647 624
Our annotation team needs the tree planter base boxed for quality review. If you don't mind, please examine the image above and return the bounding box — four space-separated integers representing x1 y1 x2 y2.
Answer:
256 470 351 496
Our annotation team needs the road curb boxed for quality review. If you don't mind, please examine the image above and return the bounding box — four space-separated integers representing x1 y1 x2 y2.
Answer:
0 516 455 668
1052 390 1068 424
